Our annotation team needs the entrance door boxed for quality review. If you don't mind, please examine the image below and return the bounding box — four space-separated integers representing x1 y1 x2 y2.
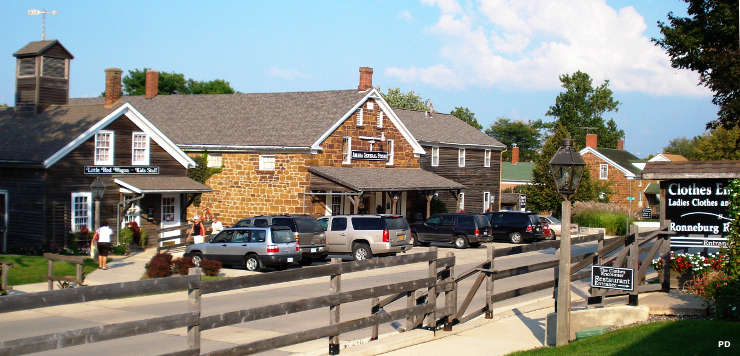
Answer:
161 194 181 245
0 190 7 253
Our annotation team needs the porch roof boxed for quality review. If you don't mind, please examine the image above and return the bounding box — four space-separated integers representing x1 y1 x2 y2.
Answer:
113 176 212 194
308 166 465 192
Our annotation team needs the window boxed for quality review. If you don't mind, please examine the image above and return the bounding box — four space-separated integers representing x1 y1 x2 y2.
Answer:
259 155 276 171
599 164 608 180
459 192 465 211
331 217 347 231
331 195 342 215
458 148 466 167
484 149 491 167
356 108 364 126
161 196 176 223
431 146 439 167
352 217 383 230
18 58 35 76
377 111 384 128
131 132 149 165
367 102 374 110
426 216 441 225
71 192 92 232
386 139 394 166
441 215 456 226
94 131 114 165
42 57 66 78
483 191 491 212
459 216 475 229
342 137 352 164
207 153 222 168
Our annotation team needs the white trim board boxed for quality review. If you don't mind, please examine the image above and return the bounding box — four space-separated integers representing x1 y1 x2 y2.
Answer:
43 103 196 169
579 147 637 179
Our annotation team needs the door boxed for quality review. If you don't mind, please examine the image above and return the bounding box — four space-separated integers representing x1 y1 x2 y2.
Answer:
0 190 7 253
438 215 457 242
224 230 251 265
491 213 505 240
160 194 181 245
327 217 349 253
206 230 235 262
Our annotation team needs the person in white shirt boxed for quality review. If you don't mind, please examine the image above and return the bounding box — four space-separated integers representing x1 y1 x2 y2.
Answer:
211 214 224 235
92 225 113 269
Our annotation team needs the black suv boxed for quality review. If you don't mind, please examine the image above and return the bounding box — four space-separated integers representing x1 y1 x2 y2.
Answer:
234 215 327 263
410 213 491 249
485 211 544 243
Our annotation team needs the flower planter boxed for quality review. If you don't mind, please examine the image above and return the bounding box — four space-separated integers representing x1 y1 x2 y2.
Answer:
670 269 695 290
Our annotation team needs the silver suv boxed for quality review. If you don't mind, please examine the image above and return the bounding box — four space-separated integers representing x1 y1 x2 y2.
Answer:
185 226 300 271
317 215 413 260
237 215 327 264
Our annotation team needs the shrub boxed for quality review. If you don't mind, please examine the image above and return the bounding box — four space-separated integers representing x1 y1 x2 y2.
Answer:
111 244 127 255
572 210 632 235
199 259 222 276
173 256 196 275
146 253 173 278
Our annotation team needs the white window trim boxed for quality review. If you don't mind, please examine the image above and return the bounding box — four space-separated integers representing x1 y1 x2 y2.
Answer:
458 148 466 168
131 132 150 165
94 130 114 165
483 191 490 212
431 146 439 167
259 155 276 171
599 164 608 180
342 137 352 164
386 139 395 166
484 149 491 168
206 153 222 168
377 111 384 128
459 192 465 212
356 109 364 126
71 192 92 232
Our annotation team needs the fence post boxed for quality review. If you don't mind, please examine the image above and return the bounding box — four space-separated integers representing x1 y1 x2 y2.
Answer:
187 267 202 353
485 245 495 319
1 263 10 291
406 291 416 331
588 233 604 306
75 263 83 285
444 251 456 331
370 297 379 341
329 258 342 355
47 259 54 291
553 265 558 311
424 247 438 329
628 225 639 306
660 220 671 292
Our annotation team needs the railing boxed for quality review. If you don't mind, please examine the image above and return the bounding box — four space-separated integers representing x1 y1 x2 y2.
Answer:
43 253 87 290
156 222 212 254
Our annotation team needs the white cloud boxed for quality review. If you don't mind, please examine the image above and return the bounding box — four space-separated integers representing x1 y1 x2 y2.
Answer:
388 0 708 96
267 67 308 80
397 10 414 23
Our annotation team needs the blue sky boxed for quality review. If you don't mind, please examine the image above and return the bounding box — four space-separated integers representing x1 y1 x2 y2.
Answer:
1 0 716 157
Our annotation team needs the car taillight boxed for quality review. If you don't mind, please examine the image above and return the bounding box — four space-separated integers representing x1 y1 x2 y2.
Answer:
266 245 280 253
382 229 389 242
296 245 300 251
294 232 300 245
321 232 326 245
526 225 533 232
474 228 480 236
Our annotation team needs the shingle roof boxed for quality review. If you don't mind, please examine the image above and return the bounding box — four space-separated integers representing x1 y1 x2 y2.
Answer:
114 176 212 193
642 161 740 179
593 147 643 175
308 166 465 191
501 162 535 182
13 40 73 58
660 153 688 161
395 109 504 148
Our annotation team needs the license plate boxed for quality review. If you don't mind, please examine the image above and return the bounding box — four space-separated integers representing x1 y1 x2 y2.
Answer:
398 235 405 240
484 231 489 236
287 257 294 263
311 248 317 252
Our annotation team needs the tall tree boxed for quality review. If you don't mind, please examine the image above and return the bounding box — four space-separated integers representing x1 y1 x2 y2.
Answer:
450 106 483 130
654 0 739 129
380 87 431 111
485 117 542 162
538 71 624 149
122 68 235 95
694 126 740 160
663 136 702 160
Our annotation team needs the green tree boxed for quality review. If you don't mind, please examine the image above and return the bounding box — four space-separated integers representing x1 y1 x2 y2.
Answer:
186 79 236 95
450 106 483 130
663 136 702 160
694 126 740 160
537 71 624 149
186 152 222 206
380 87 431 111
485 117 542 161
654 0 739 130
122 68 235 95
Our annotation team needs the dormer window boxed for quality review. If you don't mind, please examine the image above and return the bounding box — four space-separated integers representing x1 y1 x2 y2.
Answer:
94 131 114 165
131 132 149 165
356 109 364 126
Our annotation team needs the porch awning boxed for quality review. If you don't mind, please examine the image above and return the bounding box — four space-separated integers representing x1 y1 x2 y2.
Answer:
308 166 465 192
113 176 212 194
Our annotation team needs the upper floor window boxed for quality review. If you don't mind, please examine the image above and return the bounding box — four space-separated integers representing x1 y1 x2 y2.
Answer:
131 132 149 165
386 139 395 166
377 111 384 128
367 101 374 110
259 155 276 171
484 149 491 167
207 153 222 168
94 131 114 165
458 148 466 167
356 109 364 126
483 191 491 212
599 164 608 180
71 192 92 232
431 146 439 167
342 137 352 164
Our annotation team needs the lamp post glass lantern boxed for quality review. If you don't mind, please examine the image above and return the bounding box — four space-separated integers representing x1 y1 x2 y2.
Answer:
549 139 586 199
90 177 105 230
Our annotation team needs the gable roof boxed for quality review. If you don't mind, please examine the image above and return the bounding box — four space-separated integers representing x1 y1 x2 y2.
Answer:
649 153 688 162
395 109 505 149
13 40 74 58
501 162 535 182
579 146 642 178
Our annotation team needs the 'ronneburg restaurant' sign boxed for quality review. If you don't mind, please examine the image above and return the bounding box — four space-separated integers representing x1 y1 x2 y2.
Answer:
664 179 731 247
591 265 634 291
351 150 388 161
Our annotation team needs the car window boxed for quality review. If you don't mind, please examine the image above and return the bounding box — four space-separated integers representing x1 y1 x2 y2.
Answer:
352 217 382 230
382 216 409 230
528 214 540 225
232 231 249 243
548 216 561 224
331 217 347 231
318 218 328 231
272 217 293 229
491 213 504 224
271 228 295 243
254 219 269 227
211 230 233 243
234 219 251 227
458 215 475 229
426 217 441 225
441 215 456 226
474 215 491 228
295 216 323 233
250 230 266 242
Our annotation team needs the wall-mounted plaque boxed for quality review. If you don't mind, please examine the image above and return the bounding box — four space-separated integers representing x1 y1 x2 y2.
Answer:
84 166 160 174
351 150 388 161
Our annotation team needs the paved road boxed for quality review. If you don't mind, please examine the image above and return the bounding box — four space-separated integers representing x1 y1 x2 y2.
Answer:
0 239 600 355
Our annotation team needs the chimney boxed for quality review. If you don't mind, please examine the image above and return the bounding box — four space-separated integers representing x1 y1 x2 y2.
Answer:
145 70 159 99
586 133 598 148
358 67 373 91
104 68 123 108
617 139 624 150
512 144 519 164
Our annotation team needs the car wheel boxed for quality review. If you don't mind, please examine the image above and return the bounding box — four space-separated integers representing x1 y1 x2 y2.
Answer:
454 236 468 249
244 254 261 272
352 242 372 261
509 232 523 244
190 252 203 266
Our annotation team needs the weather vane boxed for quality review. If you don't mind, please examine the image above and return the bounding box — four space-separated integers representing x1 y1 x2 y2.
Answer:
27 9 57 40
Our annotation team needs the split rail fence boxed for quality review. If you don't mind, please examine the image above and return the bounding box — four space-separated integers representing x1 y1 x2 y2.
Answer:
156 222 212 254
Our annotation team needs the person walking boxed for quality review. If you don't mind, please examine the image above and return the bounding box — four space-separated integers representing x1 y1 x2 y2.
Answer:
188 216 206 244
92 225 113 269
211 213 224 235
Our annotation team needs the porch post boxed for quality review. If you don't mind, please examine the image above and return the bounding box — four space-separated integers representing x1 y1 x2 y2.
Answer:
425 192 434 219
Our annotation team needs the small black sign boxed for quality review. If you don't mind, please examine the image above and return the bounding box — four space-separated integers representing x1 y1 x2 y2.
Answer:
351 150 388 161
641 208 652 219
84 166 160 175
591 265 633 291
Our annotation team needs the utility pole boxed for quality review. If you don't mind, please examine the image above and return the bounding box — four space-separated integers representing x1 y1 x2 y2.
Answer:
27 9 57 40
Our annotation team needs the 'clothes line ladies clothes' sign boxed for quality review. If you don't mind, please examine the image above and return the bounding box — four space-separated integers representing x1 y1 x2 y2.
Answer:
665 179 731 241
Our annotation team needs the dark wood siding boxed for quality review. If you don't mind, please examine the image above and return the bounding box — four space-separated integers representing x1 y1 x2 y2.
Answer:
420 146 501 213
41 44 73 59
0 167 47 249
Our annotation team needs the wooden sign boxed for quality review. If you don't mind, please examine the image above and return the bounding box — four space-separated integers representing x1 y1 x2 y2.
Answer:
350 150 388 161
591 265 633 291
84 166 160 174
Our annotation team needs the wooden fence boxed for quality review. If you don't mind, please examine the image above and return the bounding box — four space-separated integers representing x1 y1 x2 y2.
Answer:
0 261 11 292
156 222 212 254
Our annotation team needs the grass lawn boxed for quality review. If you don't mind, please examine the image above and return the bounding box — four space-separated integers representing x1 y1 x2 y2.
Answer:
508 320 740 356
0 254 100 286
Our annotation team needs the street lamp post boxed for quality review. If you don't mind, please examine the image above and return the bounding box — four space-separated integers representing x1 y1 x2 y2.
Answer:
90 177 106 232
549 138 586 346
